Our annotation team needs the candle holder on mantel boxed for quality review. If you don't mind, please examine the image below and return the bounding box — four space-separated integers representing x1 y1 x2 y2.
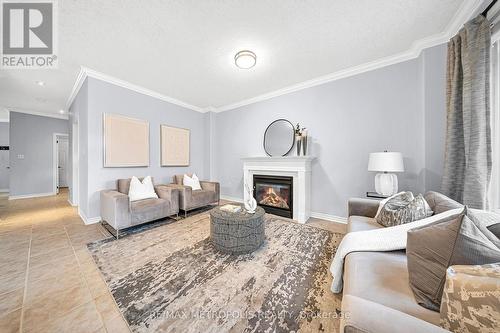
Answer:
295 124 307 156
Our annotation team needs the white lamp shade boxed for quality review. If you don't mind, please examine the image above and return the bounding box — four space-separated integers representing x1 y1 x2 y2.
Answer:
368 152 404 172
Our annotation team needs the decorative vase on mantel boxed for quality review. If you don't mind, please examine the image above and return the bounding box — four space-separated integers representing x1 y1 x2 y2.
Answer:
301 129 308 156
296 135 302 156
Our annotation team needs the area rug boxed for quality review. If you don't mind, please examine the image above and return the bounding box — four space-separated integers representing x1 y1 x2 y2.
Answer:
88 212 343 333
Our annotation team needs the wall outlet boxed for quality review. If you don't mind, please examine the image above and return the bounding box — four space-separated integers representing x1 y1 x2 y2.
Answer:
17 154 24 159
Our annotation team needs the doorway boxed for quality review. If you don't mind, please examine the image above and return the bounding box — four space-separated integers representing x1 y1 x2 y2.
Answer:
53 133 69 195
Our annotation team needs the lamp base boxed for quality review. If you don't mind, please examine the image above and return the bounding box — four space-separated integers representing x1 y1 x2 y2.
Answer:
374 173 398 196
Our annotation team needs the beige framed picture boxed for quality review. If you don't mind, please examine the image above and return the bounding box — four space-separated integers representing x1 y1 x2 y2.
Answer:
161 125 190 166
103 114 149 167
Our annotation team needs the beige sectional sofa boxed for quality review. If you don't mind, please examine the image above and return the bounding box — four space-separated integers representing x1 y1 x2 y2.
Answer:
340 192 463 333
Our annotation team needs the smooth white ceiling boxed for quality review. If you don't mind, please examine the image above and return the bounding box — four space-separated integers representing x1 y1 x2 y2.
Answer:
0 0 470 116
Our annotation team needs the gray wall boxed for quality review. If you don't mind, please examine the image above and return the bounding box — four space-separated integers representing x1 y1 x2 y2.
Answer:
75 77 210 219
68 80 89 208
0 122 8 144
422 45 447 192
213 44 447 217
9 112 68 197
0 122 9 190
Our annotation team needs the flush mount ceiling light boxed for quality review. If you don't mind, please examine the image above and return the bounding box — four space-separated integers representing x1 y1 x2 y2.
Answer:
59 109 65 114
35 80 45 86
234 50 256 69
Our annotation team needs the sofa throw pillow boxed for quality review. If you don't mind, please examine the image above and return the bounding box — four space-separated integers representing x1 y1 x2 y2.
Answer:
374 191 405 218
440 263 500 333
468 209 500 248
376 192 433 227
183 173 202 191
407 207 500 311
128 176 158 202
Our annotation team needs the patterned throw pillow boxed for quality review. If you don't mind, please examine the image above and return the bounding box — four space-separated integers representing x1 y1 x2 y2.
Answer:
440 263 500 333
376 191 433 227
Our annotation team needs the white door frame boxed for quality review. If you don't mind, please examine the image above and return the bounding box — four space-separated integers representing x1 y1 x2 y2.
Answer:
53 133 69 195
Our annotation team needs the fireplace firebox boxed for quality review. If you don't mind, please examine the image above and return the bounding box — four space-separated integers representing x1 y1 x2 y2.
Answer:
253 175 293 219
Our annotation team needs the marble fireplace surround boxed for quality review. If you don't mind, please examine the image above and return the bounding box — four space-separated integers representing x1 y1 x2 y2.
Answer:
242 156 314 223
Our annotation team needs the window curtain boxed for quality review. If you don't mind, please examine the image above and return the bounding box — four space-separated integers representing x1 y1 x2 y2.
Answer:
490 41 500 211
441 15 492 209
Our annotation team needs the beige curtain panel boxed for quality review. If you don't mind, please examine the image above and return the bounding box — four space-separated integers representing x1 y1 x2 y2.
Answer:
442 15 492 209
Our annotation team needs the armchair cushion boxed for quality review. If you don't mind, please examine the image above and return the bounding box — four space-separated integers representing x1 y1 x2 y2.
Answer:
130 198 171 225
191 189 217 208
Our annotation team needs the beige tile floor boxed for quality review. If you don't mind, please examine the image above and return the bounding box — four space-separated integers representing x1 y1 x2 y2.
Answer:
0 189 345 333
0 189 129 333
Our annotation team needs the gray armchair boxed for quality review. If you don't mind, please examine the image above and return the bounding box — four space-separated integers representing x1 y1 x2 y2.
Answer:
100 177 179 238
166 174 220 217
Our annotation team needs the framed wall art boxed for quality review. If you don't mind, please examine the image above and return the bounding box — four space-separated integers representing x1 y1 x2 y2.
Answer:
160 125 190 166
103 114 149 167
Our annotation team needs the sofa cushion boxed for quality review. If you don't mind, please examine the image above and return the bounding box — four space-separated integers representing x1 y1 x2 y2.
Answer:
130 198 170 225
376 192 433 227
343 251 441 326
407 208 500 311
348 216 385 233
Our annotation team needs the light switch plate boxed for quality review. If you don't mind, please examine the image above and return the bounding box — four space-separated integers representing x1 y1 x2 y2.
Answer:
17 154 24 159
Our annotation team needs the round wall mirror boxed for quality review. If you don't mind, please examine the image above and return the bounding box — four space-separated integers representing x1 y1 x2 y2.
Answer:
263 119 295 156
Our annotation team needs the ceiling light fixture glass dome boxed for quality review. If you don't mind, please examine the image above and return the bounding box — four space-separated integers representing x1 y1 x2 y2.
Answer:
235 50 256 69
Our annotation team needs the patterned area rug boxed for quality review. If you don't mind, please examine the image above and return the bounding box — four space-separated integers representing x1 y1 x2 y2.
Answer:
88 212 343 333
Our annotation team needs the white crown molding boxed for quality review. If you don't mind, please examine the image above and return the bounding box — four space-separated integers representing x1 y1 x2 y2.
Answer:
64 0 483 114
66 66 206 113
7 108 69 120
214 0 483 112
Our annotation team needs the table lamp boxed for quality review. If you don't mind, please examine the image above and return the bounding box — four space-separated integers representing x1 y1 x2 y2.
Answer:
368 152 404 196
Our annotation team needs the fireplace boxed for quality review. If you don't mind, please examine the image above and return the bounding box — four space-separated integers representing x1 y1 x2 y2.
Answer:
253 175 293 218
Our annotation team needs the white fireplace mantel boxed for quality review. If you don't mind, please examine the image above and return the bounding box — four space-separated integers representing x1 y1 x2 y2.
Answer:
242 156 315 223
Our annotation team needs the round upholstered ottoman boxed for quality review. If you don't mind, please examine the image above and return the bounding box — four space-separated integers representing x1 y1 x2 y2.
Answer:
209 205 265 254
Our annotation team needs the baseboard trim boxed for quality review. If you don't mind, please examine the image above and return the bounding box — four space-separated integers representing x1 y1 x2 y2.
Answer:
310 212 347 224
9 192 55 200
67 199 77 207
78 209 101 225
220 195 244 203
220 195 347 224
